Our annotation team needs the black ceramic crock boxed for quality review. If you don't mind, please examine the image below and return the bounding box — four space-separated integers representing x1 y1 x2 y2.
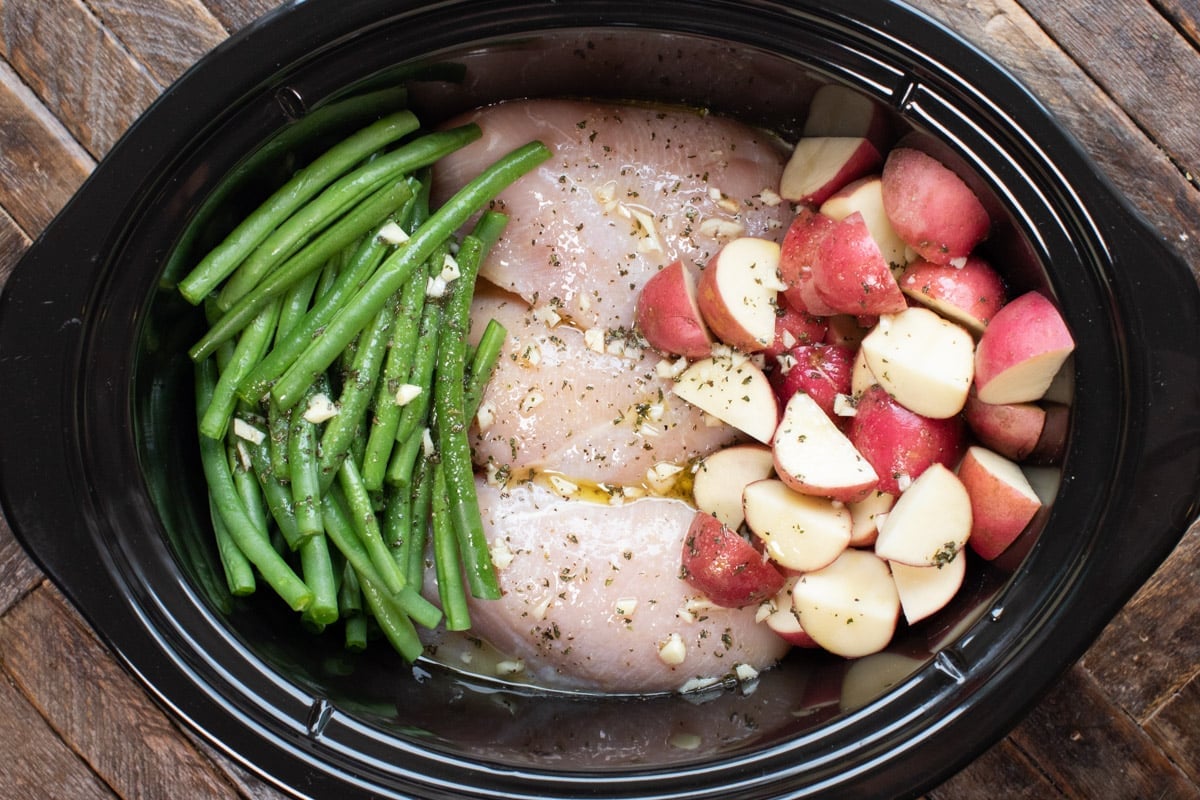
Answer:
1 1 1197 798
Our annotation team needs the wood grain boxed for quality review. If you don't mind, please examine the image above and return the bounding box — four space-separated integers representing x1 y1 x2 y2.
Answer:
0 58 92 234
1 0 162 160
1146 671 1200 786
1159 0 1200 48
200 0 279 33
0 664 118 800
85 0 228 86
0 586 244 800
929 737 1062 799
1015 0 1200 182
0 519 40 617
0 202 28 283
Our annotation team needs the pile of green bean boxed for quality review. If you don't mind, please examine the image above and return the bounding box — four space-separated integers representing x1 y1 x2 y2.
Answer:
182 108 550 660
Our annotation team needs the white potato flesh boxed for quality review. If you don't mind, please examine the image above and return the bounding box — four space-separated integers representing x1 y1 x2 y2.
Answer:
792 549 900 659
874 463 972 567
860 307 975 419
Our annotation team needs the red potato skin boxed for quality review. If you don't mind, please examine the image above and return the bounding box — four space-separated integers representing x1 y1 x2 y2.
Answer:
635 260 714 358
781 137 883 206
898 255 1007 331
958 449 1042 560
811 211 908 316
973 291 1076 402
681 512 786 608
770 343 855 423
761 298 829 359
962 392 1046 462
881 147 991 265
848 384 968 495
779 207 839 316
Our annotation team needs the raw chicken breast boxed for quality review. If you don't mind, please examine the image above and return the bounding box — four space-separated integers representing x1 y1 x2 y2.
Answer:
468 285 741 488
427 480 789 693
434 98 790 331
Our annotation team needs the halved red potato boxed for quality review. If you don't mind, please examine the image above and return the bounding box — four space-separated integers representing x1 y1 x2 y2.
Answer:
874 463 972 567
859 306 976 419
773 391 878 502
848 489 895 548
802 83 892 153
780 136 883 206
681 511 785 608
881 147 990 265
779 207 839 316
742 479 852 573
761 298 829 358
958 446 1043 561
811 211 908 315
673 350 779 444
697 237 785 352
898 255 1007 336
758 576 820 648
770 342 855 422
792 549 900 659
692 444 776 530
962 391 1046 462
820 175 908 269
973 291 1075 404
635 259 714 358
848 384 967 495
890 552 967 625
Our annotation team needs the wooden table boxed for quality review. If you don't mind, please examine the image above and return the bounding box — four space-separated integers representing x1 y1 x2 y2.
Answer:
1 1 1197 797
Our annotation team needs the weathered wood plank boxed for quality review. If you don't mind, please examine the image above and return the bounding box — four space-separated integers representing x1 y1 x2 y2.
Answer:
1146 670 1200 786
0 662 119 800
1153 0 1200 55
0 201 29 284
85 0 228 87
929 738 1063 799
0 0 162 159
200 0 279 33
1015 0 1200 182
0 58 93 236
1008 664 1200 799
908 0 1200 276
1080 521 1200 720
0 586 243 800
0 517 42 617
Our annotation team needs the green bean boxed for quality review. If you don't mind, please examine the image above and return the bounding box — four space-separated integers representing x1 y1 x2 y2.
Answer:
236 215 396 404
215 124 483 311
288 391 325 541
195 359 312 612
405 457 434 589
360 257 432 490
338 458 407 596
344 612 369 652
317 293 397 491
209 493 256 596
189 178 413 363
357 572 422 662
278 267 322 340
434 229 502 600
248 437 304 550
199 298 282 440
178 110 420 304
386 427 425 489
299 534 340 627
271 140 552 411
391 296 443 449
464 318 506 420
338 557 364 617
432 464 471 631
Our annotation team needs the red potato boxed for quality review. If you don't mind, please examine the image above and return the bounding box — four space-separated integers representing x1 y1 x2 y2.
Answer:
881 147 990 265
874 463 972 567
681 511 785 608
697 237 785 352
820 175 908 269
742 479 853 573
1028 402 1069 465
773 391 879 502
859 306 976 419
673 351 779 444
802 83 891 153
825 314 872 348
890 552 967 625
791 548 900 659
778 207 839 316
850 346 876 397
692 444 776 530
758 576 820 648
779 136 883 206
898 255 1007 336
848 384 967 495
973 291 1075 404
963 392 1046 462
761 299 828 359
848 489 895 548
957 446 1043 561
635 260 714 358
770 342 855 422
811 211 909 315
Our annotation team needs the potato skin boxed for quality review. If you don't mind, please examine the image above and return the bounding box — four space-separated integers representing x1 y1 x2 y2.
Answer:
881 147 990 265
848 384 967 495
681 512 785 608
635 260 714 358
